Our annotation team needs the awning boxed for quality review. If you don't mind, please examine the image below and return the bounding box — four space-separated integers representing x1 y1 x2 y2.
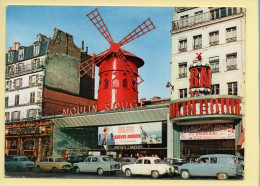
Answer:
49 105 169 128
237 132 244 149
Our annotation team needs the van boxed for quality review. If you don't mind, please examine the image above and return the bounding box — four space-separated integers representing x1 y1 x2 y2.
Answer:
178 154 243 180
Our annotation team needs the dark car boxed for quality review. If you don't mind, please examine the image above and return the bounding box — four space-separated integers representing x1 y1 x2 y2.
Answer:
119 157 136 168
163 158 186 166
66 155 88 164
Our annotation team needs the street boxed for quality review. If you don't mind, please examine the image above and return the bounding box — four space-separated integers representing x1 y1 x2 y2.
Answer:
5 169 243 180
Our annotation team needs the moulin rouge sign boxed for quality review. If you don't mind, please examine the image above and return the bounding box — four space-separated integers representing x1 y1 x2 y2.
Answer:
63 100 141 115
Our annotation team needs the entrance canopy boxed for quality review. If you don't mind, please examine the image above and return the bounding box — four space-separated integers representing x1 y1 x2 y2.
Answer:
48 105 169 128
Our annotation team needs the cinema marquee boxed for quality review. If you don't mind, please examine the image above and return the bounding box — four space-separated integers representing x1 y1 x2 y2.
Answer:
170 95 242 119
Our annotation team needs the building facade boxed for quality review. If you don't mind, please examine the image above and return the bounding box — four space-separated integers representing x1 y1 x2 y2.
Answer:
168 7 245 158
5 28 96 160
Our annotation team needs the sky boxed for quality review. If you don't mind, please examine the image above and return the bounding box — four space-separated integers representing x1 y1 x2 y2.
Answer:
6 6 175 100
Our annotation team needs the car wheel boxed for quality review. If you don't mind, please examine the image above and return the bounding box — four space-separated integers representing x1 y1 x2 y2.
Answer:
217 173 228 180
125 169 132 177
151 170 160 179
181 170 190 179
74 167 80 174
17 166 22 171
36 165 41 172
52 167 58 173
97 168 104 175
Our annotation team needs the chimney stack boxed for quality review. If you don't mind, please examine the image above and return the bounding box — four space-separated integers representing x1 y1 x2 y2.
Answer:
86 47 88 54
82 41 84 50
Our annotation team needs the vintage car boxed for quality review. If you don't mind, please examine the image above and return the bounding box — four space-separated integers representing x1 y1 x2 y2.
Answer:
122 157 174 178
119 157 136 168
66 155 88 164
5 156 35 171
35 156 72 173
163 158 186 174
73 155 121 175
178 154 243 180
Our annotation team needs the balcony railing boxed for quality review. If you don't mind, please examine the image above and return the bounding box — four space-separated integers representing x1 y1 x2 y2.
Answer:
6 63 45 78
172 11 243 32
226 37 237 43
179 73 187 78
179 48 187 53
193 44 202 50
209 41 219 46
227 64 237 71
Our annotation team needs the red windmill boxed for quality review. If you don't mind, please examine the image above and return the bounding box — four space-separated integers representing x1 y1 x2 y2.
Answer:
75 9 156 111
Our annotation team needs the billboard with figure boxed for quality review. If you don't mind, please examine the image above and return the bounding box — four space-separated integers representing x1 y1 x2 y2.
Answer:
98 122 162 145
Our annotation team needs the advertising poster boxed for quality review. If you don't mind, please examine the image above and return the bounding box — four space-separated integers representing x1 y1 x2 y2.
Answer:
180 124 235 140
98 122 162 145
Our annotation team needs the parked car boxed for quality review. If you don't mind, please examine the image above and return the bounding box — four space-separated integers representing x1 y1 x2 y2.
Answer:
122 157 174 178
5 156 35 171
35 156 72 173
163 158 186 174
66 155 88 164
73 155 121 175
178 154 243 180
119 157 136 168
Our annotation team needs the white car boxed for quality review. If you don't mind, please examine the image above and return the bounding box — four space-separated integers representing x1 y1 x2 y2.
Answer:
73 156 121 175
122 157 174 178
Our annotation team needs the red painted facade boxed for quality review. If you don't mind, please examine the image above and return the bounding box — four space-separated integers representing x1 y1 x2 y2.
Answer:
43 87 97 116
97 50 144 111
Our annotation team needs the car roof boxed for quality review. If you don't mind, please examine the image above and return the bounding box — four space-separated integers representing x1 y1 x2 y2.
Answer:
138 157 161 160
200 154 235 158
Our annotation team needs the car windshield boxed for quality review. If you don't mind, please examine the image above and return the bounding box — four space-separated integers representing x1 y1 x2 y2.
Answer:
55 158 65 162
102 157 113 161
154 159 163 164
68 156 78 161
20 157 29 161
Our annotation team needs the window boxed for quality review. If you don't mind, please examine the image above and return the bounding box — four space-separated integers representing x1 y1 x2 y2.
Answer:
194 10 203 23
49 158 54 162
11 111 20 121
209 57 219 73
14 78 22 89
28 109 37 119
136 159 143 164
210 9 220 20
209 31 219 46
8 51 14 62
92 157 98 162
180 15 188 27
123 79 128 88
31 59 36 70
34 44 40 55
5 81 12 91
226 53 237 70
179 39 187 52
29 75 37 86
226 27 237 42
18 63 24 73
5 97 9 108
30 92 35 103
144 159 151 164
18 48 24 60
5 112 10 122
211 84 220 95
179 63 187 78
210 157 217 164
221 8 227 18
132 80 136 90
86 157 91 162
179 88 187 98
228 82 237 95
193 35 202 49
15 95 19 106
104 79 109 89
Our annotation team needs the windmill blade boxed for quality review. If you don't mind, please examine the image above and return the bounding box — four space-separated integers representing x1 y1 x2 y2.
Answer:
116 50 144 85
87 9 114 44
119 18 156 46
75 49 111 77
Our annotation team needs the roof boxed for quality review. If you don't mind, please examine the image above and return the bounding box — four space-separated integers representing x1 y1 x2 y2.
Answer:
49 105 169 128
237 132 245 148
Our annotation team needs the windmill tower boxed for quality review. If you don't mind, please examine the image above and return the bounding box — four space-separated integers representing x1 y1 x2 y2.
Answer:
75 9 156 111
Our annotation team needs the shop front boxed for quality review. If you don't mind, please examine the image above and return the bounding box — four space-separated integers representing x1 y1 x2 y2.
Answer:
5 120 53 161
168 95 243 159
50 105 169 160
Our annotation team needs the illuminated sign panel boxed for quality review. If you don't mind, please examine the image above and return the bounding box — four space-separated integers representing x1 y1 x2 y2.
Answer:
170 97 242 119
